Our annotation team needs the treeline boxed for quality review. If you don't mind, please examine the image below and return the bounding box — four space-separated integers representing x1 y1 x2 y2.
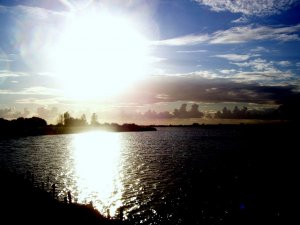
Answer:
57 112 88 127
0 117 47 136
0 112 156 136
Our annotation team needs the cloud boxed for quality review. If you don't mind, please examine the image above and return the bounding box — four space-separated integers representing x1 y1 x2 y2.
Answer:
231 16 249 24
232 58 292 73
177 50 208 53
35 106 59 123
230 58 294 84
195 0 299 16
277 61 291 66
214 54 252 61
154 34 210 46
0 108 30 119
16 98 60 105
219 69 237 74
0 71 28 78
118 73 297 106
156 24 300 46
232 58 271 70
250 46 270 52
232 71 293 84
210 24 300 44
0 86 61 96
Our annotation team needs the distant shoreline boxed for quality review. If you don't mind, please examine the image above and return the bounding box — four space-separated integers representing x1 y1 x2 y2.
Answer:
1 115 298 137
0 123 157 137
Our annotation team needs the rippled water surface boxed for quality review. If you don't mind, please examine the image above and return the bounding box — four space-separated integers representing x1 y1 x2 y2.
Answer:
0 126 288 224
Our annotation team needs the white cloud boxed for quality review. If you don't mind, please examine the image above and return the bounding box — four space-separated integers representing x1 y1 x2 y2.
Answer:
277 61 291 66
214 54 252 61
232 58 276 71
219 69 237 74
0 86 61 96
177 50 208 53
232 16 249 24
195 0 299 16
232 70 293 84
250 46 269 52
0 71 28 77
210 24 300 44
16 98 60 105
154 34 209 46
156 24 300 46
0 58 13 62
230 58 294 85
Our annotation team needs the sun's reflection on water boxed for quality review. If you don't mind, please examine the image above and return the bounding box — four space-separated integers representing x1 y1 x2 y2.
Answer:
71 131 123 217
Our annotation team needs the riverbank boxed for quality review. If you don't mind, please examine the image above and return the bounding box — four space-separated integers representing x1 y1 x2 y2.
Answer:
0 169 129 225
0 117 156 137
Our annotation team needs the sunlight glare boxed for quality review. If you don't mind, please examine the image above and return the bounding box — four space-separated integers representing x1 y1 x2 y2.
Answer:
48 11 150 100
72 131 124 216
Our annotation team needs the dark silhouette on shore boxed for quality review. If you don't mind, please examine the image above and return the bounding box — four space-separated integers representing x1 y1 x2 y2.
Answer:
0 112 156 137
0 169 130 225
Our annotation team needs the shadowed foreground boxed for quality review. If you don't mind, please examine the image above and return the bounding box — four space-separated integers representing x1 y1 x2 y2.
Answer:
0 169 128 225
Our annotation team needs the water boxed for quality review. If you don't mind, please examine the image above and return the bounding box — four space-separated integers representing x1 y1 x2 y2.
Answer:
0 126 293 224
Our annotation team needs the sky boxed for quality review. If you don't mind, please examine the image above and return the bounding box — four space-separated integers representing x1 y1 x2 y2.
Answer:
0 0 300 124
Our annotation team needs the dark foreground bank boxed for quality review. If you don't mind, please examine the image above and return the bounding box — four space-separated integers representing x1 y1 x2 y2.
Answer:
0 169 129 225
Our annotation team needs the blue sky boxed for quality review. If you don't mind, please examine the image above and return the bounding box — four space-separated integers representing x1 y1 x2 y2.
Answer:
0 0 300 124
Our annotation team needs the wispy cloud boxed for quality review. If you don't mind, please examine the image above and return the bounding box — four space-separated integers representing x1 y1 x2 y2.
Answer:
154 34 210 46
232 58 281 71
210 24 300 44
230 58 294 84
231 16 249 24
195 0 299 16
219 69 237 74
0 71 28 78
0 57 13 62
16 98 60 105
232 71 293 84
277 61 291 66
177 50 207 53
250 46 270 52
156 24 300 46
214 54 252 62
0 86 61 96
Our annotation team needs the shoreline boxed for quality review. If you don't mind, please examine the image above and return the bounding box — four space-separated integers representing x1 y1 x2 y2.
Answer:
0 168 129 224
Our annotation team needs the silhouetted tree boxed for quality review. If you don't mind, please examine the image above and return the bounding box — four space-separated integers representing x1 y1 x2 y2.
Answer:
57 114 64 126
90 113 99 126
80 114 87 126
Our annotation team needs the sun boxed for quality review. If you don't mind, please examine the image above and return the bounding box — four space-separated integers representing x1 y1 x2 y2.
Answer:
48 11 150 100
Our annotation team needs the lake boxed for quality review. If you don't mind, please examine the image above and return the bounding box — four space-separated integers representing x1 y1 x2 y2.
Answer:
0 125 295 224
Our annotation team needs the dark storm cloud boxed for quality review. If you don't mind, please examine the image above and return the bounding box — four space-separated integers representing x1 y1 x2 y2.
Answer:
121 75 298 105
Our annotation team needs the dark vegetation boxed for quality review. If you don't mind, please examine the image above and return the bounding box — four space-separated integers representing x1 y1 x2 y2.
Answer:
0 169 129 225
0 112 156 137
